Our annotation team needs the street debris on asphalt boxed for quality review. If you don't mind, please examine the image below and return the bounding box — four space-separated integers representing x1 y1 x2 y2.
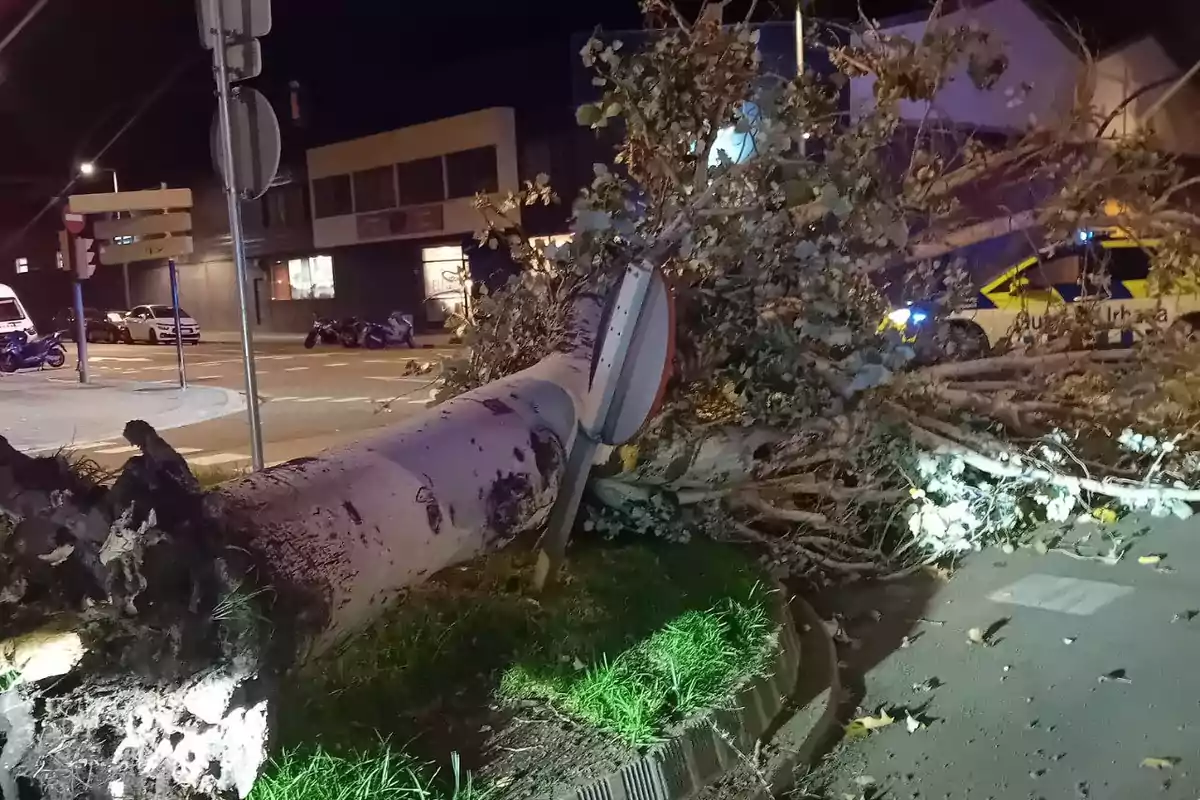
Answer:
1098 668 1132 684
846 709 895 737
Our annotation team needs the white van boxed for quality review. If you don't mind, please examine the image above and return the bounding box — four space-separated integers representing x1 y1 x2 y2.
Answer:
0 284 36 338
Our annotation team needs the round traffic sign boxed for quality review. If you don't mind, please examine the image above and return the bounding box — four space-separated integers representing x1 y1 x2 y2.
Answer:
211 85 281 201
63 211 86 235
585 266 675 446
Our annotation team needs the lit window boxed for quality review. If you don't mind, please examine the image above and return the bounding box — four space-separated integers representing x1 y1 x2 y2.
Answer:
55 252 63 270
271 254 335 300
421 245 470 323
14 257 28 274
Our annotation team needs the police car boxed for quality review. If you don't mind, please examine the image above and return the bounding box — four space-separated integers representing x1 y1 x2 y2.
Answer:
886 230 1199 358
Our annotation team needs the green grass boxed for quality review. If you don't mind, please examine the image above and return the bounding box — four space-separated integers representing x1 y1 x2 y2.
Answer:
256 539 775 799
276 538 776 751
250 745 492 800
500 592 773 744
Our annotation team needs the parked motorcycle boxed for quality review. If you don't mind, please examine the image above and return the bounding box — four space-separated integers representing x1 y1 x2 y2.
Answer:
337 316 365 348
303 316 342 349
337 312 415 349
0 330 68 373
383 311 417 348
351 319 388 350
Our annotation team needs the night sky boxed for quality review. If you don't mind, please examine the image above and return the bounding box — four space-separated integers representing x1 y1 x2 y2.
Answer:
0 0 1191 218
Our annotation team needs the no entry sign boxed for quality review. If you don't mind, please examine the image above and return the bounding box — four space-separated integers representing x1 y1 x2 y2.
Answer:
63 211 86 235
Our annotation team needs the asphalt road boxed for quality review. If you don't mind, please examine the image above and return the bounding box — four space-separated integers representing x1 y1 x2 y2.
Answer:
49 338 457 474
811 513 1200 800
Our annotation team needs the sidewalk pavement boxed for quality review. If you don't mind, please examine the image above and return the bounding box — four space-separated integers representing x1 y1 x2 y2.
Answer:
811 513 1200 800
0 374 245 453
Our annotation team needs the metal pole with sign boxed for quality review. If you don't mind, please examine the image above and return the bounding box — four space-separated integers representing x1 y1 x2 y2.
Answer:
62 211 93 384
72 280 88 384
533 262 675 590
207 0 266 470
169 259 188 389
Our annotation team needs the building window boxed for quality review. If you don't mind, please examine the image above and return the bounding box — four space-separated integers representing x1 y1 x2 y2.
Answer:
353 166 397 213
271 254 335 300
396 157 445 206
14 257 28 274
445 146 498 198
262 184 303 229
55 252 63 270
421 245 470 324
312 174 353 218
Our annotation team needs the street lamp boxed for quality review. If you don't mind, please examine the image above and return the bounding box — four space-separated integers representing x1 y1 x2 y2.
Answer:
77 161 129 307
78 161 119 194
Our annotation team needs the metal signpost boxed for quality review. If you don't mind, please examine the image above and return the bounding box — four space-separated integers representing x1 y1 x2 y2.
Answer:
68 188 196 389
169 259 187 389
201 0 277 471
60 211 91 384
534 262 676 590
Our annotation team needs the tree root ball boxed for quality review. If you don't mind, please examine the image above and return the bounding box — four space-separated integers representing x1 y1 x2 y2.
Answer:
0 422 281 799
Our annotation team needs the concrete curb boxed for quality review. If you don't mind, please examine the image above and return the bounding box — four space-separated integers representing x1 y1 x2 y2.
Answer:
549 587 804 800
759 593 846 798
16 382 246 454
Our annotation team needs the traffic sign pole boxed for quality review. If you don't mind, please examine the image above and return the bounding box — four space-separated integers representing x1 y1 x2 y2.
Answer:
72 278 88 385
169 259 188 390
209 0 264 471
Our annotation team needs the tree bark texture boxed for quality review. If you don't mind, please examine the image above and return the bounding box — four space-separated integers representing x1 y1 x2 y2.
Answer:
0 299 600 800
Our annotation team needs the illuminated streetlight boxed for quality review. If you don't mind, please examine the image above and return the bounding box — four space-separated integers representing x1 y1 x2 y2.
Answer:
76 160 128 307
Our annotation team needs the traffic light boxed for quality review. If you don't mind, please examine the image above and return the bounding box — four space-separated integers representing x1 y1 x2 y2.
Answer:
57 231 70 271
73 236 96 280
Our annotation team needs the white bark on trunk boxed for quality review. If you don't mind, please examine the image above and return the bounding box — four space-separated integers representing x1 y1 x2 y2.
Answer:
212 296 600 653
0 299 603 799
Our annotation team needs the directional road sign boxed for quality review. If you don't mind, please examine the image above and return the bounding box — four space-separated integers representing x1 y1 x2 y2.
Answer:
100 236 194 267
68 188 193 215
226 39 261 80
198 0 271 49
94 212 193 240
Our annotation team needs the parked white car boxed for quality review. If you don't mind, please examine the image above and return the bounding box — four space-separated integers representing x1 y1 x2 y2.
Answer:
123 304 201 345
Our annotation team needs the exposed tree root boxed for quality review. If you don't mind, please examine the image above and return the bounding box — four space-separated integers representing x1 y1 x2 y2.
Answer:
0 422 279 800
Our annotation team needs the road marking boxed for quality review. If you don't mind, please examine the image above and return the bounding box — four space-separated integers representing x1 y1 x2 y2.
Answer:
988 574 1133 615
59 440 118 452
407 399 429 405
174 447 203 455
294 396 333 402
330 396 370 402
259 355 294 361
365 376 434 383
95 445 140 455
188 452 249 467
89 356 151 363
364 359 389 364
264 395 299 401
284 366 309 372
191 375 222 381
326 362 348 367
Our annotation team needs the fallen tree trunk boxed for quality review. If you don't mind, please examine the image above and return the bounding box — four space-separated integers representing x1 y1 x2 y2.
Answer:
0 300 598 800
